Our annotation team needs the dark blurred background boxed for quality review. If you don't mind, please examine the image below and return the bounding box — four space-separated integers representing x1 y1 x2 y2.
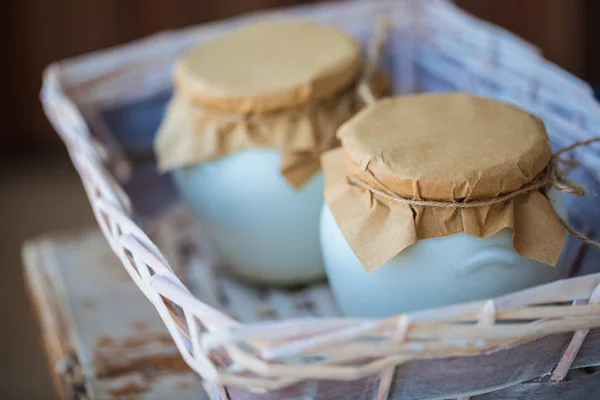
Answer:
0 0 598 399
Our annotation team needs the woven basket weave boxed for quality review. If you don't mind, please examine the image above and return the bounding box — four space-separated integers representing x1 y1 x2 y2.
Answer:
41 1 600 399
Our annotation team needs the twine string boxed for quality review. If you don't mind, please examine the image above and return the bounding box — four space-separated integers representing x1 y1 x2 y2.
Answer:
347 137 600 248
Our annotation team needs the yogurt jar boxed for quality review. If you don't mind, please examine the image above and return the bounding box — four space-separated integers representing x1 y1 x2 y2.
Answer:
321 94 569 317
155 22 363 286
172 149 325 285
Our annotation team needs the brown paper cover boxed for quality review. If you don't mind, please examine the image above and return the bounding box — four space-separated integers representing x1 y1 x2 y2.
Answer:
323 93 566 272
156 88 358 188
174 21 361 113
155 21 384 188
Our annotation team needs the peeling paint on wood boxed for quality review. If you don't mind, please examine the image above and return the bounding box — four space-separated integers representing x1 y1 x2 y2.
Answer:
23 229 209 399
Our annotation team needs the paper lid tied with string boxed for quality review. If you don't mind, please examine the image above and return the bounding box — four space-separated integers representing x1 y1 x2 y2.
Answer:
322 93 575 273
155 21 391 189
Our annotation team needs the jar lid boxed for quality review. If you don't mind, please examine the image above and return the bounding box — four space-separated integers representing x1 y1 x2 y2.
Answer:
322 93 566 272
338 93 552 201
174 21 361 113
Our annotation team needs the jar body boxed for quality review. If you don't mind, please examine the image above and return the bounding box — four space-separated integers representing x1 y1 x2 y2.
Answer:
173 148 325 286
320 191 569 317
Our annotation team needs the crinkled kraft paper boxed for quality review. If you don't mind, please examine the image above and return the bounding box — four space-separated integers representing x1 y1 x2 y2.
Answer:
322 94 566 273
156 89 357 189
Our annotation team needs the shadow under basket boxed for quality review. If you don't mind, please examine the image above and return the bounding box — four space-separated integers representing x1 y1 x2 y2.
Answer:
41 1 600 399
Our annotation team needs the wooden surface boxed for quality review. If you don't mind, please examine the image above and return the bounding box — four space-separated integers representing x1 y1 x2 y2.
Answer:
222 332 600 400
476 371 600 400
23 228 208 399
1 155 98 400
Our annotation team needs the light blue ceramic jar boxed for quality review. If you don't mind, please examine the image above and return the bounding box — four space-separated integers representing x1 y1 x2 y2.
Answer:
320 94 570 317
320 191 568 317
157 22 363 286
173 149 326 286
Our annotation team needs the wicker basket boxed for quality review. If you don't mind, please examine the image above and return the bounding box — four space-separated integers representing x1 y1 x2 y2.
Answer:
41 1 600 399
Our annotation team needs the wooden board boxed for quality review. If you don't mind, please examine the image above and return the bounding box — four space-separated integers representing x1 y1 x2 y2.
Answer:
23 228 209 399
476 371 600 400
223 332 600 400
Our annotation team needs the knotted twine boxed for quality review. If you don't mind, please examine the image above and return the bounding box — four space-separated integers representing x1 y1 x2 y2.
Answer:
347 137 600 249
351 20 600 250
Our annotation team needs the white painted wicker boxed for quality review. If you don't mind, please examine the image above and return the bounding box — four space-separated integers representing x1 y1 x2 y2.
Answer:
41 1 600 399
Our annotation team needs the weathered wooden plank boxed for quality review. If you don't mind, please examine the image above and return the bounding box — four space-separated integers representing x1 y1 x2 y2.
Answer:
24 234 84 400
474 370 600 400
23 229 209 399
386 331 600 399
226 376 379 400
225 330 600 400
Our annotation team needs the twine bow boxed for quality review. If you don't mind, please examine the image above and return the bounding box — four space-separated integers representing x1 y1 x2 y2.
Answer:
348 137 600 249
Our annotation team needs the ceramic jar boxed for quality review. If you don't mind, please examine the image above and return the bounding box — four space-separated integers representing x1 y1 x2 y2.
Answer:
320 94 568 316
156 22 363 286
